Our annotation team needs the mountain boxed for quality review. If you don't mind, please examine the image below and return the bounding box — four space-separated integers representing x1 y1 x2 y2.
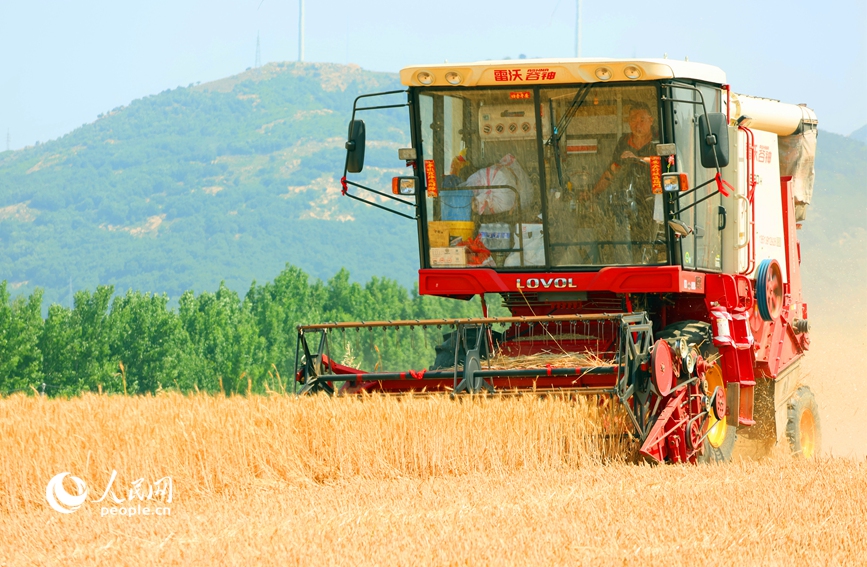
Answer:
849 124 867 144
798 130 867 319
0 62 863 315
0 62 417 307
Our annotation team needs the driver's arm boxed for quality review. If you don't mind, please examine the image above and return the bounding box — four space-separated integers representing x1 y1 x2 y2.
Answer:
592 161 619 195
592 147 649 195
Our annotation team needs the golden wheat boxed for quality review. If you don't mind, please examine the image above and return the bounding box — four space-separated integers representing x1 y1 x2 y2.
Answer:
1 393 864 566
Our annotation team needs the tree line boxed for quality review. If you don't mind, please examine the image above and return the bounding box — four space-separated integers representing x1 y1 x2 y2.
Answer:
0 264 481 396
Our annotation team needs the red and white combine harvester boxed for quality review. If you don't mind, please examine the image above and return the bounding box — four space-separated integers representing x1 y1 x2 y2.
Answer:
295 59 820 464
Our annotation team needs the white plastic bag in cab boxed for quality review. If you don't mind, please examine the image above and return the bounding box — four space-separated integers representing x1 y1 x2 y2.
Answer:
465 154 534 215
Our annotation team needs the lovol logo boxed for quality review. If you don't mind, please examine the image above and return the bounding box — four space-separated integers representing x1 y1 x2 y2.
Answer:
516 277 578 290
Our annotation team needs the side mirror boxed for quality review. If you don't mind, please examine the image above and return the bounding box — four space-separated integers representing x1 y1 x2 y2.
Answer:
698 112 730 168
391 176 418 196
667 219 693 237
662 172 690 193
345 119 366 173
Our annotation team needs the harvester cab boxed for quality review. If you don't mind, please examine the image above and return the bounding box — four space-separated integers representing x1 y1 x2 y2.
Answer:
300 58 820 464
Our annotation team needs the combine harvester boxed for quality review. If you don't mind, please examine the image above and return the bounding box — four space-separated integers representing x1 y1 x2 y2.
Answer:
295 58 820 464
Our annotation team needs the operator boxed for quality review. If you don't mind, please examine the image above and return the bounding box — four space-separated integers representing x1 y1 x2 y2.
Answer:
586 102 659 264
591 102 657 195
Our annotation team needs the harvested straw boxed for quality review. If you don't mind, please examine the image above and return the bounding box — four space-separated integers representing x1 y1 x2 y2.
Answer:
484 350 613 370
440 350 614 372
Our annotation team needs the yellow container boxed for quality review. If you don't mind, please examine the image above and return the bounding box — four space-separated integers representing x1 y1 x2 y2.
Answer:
444 221 475 243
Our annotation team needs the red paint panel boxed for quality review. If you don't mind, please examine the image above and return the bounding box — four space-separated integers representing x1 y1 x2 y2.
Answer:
419 267 708 297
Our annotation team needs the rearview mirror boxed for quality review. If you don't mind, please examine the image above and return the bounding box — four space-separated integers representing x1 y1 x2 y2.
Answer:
698 112 729 168
345 119 366 173
662 172 690 193
668 219 693 237
392 176 418 196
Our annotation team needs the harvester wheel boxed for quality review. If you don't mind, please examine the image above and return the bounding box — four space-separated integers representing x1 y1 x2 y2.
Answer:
786 386 821 459
655 321 736 463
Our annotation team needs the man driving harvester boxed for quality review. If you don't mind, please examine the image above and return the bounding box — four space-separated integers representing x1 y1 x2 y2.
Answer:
583 101 659 263
592 102 657 195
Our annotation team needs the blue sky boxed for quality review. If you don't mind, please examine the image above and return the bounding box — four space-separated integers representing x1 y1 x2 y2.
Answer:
1 0 864 149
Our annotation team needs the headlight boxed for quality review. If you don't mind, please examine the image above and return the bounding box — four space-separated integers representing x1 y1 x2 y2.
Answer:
623 65 641 79
595 67 613 81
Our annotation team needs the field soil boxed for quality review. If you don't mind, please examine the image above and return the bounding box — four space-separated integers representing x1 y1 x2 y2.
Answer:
2 376 865 566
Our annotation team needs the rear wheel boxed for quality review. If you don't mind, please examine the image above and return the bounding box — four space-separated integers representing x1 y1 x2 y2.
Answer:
656 321 737 463
786 386 821 458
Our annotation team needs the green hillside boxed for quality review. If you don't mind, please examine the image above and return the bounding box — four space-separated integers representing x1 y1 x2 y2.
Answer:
0 61 862 315
0 62 418 307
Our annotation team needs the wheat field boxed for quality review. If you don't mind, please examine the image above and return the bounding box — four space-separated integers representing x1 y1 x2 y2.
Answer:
1 391 865 566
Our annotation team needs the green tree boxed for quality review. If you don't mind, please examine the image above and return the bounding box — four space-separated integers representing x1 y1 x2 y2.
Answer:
108 290 189 393
179 283 264 394
245 264 326 387
0 283 44 394
40 286 115 395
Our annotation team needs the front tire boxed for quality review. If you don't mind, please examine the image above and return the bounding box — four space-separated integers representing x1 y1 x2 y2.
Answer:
656 320 736 463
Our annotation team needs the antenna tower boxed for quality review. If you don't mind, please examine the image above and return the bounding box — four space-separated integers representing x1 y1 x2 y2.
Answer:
575 0 582 57
255 32 261 68
298 0 305 62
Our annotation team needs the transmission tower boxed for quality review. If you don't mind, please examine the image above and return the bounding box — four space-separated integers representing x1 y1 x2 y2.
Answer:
256 0 304 61
298 0 305 62
255 32 261 68
5 129 9 152
575 0 582 57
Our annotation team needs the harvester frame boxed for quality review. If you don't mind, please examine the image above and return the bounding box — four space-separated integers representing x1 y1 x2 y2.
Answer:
300 58 820 464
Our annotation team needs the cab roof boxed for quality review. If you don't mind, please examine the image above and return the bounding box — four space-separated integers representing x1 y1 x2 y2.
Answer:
399 58 726 88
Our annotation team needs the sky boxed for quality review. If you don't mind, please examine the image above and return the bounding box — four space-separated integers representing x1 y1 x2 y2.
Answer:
1 0 865 150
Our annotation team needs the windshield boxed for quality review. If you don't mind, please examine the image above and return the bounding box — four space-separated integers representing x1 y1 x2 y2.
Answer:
418 85 665 270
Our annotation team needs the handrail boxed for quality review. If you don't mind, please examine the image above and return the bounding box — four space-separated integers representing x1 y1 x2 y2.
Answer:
738 125 757 275
298 312 630 331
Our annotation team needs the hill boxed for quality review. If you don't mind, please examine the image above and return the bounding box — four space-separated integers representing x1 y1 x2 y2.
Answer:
0 62 863 312
0 62 418 306
849 124 867 144
798 130 867 319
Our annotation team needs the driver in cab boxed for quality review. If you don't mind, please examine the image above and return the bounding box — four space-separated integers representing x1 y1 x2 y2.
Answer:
591 102 656 195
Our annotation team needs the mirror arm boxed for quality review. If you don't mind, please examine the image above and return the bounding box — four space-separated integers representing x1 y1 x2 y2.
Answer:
671 188 721 217
354 102 411 112
672 176 717 201
342 192 417 220
343 179 416 207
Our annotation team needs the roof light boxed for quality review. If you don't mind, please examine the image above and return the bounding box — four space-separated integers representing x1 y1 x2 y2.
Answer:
624 65 641 79
445 71 462 85
417 71 434 85
595 67 613 81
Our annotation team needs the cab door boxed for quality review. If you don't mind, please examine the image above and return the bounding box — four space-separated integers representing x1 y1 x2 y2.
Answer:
672 85 724 271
